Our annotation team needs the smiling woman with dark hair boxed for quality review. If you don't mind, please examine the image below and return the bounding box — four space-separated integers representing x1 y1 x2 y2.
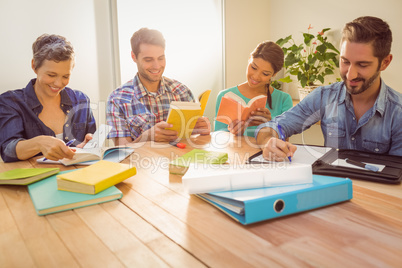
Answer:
0 34 96 162
214 41 293 137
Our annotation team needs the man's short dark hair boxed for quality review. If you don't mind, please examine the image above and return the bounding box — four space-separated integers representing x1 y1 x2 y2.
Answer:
130 28 165 57
342 16 392 62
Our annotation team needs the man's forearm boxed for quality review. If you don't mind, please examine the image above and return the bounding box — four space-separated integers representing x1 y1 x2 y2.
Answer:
256 126 278 148
113 136 133 146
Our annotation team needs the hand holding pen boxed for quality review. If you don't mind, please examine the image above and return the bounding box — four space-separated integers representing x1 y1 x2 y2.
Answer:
43 139 76 161
262 124 296 162
277 124 292 162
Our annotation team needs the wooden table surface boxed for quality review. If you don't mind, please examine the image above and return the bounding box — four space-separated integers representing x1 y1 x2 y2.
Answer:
1 131 402 267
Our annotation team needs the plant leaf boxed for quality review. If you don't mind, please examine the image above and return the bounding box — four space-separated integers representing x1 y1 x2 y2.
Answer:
303 33 315 45
278 76 293 83
276 35 292 46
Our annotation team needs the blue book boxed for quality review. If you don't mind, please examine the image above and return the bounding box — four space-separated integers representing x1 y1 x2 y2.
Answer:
196 175 353 225
28 170 123 216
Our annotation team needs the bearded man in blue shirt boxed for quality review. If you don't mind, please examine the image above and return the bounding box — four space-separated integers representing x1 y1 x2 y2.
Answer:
256 16 402 161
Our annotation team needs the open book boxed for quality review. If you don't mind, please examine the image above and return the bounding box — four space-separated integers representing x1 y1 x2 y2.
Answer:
37 146 134 166
36 124 134 166
216 92 267 125
166 89 211 138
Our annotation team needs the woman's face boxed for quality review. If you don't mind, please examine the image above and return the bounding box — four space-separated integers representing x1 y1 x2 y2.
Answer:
33 59 73 98
246 57 275 89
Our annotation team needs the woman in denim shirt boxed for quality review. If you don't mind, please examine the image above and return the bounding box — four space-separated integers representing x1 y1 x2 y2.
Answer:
0 34 96 162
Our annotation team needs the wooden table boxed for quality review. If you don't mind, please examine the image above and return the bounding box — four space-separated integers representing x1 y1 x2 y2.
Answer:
1 132 402 267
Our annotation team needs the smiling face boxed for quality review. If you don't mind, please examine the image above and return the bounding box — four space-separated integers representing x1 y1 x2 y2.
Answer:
132 43 166 90
32 59 73 98
246 57 275 91
340 41 391 96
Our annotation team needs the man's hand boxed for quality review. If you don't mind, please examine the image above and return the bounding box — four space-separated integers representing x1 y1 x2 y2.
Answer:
192 116 211 135
262 137 297 162
140 121 178 142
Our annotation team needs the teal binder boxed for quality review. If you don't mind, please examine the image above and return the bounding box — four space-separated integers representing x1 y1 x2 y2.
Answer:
196 175 353 225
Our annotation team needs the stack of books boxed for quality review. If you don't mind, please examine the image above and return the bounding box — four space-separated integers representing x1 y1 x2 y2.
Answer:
28 161 136 216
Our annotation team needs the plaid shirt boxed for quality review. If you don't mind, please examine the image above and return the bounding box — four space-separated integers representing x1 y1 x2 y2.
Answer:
107 74 195 139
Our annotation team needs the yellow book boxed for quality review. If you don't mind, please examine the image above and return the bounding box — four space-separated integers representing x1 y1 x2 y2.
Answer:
57 161 137 194
166 89 211 138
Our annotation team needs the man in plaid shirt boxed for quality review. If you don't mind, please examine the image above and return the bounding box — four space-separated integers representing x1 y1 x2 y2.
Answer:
107 28 210 145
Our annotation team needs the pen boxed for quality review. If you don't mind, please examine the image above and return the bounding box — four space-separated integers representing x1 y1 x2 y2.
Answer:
169 141 186 149
277 124 292 162
43 139 76 161
345 158 379 172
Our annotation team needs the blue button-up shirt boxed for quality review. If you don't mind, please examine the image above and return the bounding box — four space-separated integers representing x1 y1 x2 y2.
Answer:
255 81 402 156
0 79 96 162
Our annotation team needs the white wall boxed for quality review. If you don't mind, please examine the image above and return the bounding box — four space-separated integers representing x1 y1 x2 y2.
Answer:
225 0 271 88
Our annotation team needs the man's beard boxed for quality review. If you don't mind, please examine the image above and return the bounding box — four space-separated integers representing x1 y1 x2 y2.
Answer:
342 71 380 95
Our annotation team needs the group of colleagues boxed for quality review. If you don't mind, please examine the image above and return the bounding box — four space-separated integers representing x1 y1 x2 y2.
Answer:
0 15 401 164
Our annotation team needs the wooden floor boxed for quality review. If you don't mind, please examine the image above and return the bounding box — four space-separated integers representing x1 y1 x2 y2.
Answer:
1 132 402 267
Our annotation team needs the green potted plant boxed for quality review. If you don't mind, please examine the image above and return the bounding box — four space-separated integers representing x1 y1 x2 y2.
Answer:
276 25 340 99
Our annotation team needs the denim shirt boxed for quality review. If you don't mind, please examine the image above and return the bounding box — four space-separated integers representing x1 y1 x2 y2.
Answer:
0 79 96 162
255 81 402 156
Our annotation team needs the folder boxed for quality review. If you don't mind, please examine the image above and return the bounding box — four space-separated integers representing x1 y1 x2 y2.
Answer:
247 146 402 184
196 175 352 225
312 148 402 184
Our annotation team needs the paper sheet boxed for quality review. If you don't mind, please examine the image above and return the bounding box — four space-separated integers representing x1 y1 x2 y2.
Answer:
250 145 332 165
330 159 386 172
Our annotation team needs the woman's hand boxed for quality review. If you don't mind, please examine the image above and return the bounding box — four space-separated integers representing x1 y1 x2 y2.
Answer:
16 135 76 161
228 119 246 136
248 107 272 127
38 136 76 160
76 133 93 148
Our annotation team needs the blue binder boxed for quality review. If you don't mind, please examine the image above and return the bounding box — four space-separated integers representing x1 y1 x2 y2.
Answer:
196 175 353 225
